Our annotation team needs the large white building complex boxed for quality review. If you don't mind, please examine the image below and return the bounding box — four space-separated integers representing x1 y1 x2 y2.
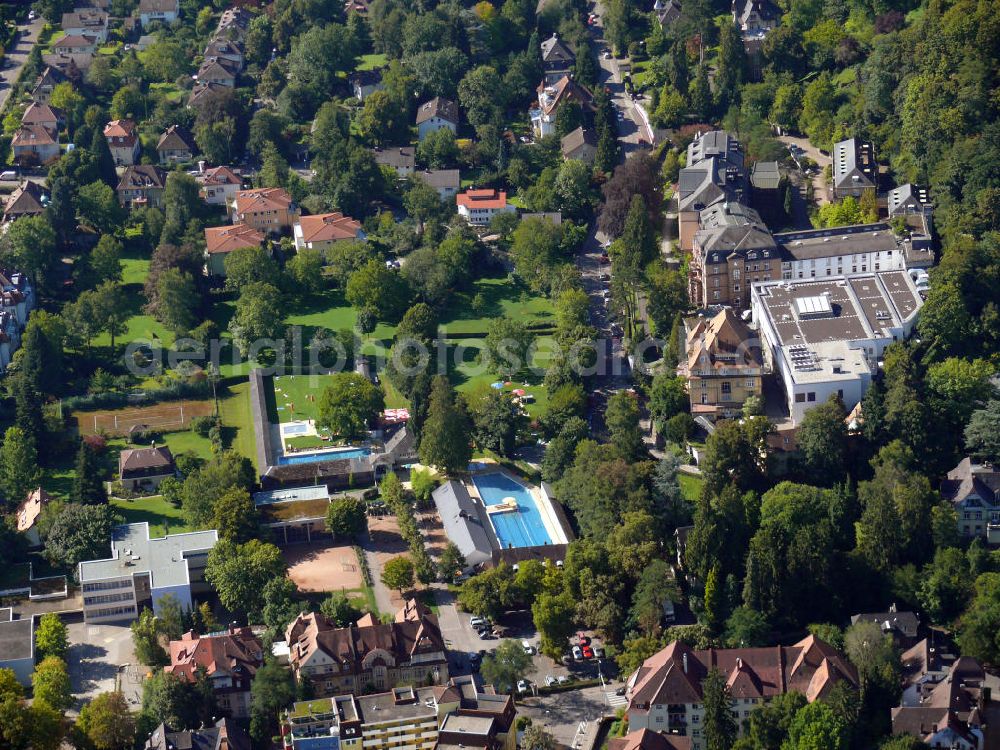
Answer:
78 523 218 624
752 270 923 423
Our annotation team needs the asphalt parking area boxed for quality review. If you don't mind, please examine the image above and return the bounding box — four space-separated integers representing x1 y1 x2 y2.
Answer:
67 621 141 712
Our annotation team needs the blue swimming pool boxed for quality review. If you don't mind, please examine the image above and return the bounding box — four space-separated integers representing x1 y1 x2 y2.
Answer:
472 472 553 549
278 447 370 466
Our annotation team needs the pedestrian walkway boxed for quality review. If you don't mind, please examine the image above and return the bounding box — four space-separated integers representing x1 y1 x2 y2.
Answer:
605 690 628 708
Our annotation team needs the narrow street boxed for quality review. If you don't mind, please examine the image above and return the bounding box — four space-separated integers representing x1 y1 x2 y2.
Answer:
0 16 45 115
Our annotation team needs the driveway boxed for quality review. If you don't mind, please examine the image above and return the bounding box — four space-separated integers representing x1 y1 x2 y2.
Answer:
518 684 626 747
776 134 831 206
0 16 45 114
66 620 141 714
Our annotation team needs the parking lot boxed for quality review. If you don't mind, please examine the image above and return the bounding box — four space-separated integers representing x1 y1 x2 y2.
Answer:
67 620 143 713
518 684 626 748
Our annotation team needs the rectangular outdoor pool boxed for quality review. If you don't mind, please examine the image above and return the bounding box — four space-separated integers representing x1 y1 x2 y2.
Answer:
278 447 370 466
472 472 554 549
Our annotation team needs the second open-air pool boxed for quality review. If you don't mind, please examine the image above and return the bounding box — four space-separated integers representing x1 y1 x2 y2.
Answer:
472 472 554 548
278 447 370 466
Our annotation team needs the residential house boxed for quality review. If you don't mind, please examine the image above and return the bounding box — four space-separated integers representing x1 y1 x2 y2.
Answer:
560 126 598 163
215 7 254 41
204 224 266 276
119 444 176 492
416 97 459 141
900 638 958 709
30 66 70 104
197 56 240 87
0 608 34 686
203 38 245 69
832 138 877 199
117 165 168 208
231 187 299 234
0 269 34 374
530 75 594 138
677 131 746 253
282 599 448 697
654 0 683 28
21 102 63 135
540 33 575 84
188 81 230 110
850 605 920 647
455 189 515 226
3 181 47 223
104 119 142 166
198 165 243 206
15 487 51 548
78 522 218 623
41 54 83 81
891 656 990 750
145 719 250 750
413 169 460 200
156 125 196 164
167 627 263 719
373 147 416 177
751 271 923 424
349 69 384 101
609 729 691 750
283 676 515 750
61 9 108 42
293 212 365 252
733 0 780 32
137 0 180 27
625 637 859 750
940 458 1000 543
253 486 333 545
888 183 931 219
677 308 763 418
51 34 99 69
11 124 59 166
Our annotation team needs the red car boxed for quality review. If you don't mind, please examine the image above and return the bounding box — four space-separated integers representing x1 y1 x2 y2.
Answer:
582 645 595 659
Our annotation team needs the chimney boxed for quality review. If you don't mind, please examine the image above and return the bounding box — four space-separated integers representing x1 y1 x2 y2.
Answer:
890 602 897 613
682 653 688 674
198 160 206 174
737 657 743 669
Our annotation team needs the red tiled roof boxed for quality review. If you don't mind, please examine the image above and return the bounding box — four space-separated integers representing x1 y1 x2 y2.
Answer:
205 223 265 254
234 187 293 214
167 628 263 684
456 189 507 210
296 212 362 243
199 166 242 187
12 124 57 147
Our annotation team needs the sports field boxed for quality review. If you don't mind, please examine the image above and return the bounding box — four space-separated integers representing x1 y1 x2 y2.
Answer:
72 400 216 437
266 374 341 425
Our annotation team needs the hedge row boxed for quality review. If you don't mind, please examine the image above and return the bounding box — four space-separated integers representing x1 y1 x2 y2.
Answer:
64 380 213 412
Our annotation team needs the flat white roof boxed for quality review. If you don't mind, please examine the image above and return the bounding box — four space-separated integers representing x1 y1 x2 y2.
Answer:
78 523 218 588
253 485 330 506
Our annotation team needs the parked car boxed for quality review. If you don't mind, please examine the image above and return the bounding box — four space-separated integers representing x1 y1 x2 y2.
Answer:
572 645 584 660
594 646 605 658
0 170 17 181
603 51 611 59
545 675 557 687
470 616 487 629
582 645 595 659
558 675 570 684
615 686 627 696
517 680 530 694
479 630 496 640
522 640 535 655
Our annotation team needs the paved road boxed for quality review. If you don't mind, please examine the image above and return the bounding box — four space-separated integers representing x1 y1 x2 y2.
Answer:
0 16 45 114
588 3 647 153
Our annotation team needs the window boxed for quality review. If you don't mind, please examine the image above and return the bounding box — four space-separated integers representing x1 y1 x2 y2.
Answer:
734 285 740 293
713 291 720 300
807 392 816 402
745 379 755 388
826 269 832 275
795 393 805 403
721 382 732 394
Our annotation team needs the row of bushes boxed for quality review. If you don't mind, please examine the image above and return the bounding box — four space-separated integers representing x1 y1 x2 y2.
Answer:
354 545 374 588
64 379 213 411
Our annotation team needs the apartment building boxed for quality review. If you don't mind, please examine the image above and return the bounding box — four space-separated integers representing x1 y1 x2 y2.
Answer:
293 212 365 251
677 131 746 254
283 676 515 750
231 188 299 234
625 637 858 750
204 224 266 276
283 600 448 697
678 308 763 418
751 271 923 424
167 627 264 719
78 523 218 623
832 138 877 198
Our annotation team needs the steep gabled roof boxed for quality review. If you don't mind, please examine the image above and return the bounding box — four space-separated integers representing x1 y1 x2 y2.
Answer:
609 729 691 750
4 181 47 219
416 97 459 125
118 165 168 191
119 445 174 474
12 123 57 147
541 33 575 65
684 307 763 372
157 124 196 152
167 628 263 683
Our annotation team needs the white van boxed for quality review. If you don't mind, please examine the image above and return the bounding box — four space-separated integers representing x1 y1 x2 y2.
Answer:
0 170 18 181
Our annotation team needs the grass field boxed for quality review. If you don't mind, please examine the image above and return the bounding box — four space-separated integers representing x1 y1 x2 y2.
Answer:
439 277 556 336
357 53 387 71
110 495 196 537
220 379 257 466
267 373 342 424
678 472 704 503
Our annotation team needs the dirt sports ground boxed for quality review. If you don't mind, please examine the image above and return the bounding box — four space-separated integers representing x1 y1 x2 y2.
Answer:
71 400 216 437
284 542 364 593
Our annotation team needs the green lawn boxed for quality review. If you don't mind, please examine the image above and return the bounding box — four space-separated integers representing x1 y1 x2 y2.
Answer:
121 256 149 286
150 82 185 102
357 53 387 71
268 373 343 424
449 336 553 419
678 472 704 503
439 277 556 337
110 495 196 537
220 379 257 466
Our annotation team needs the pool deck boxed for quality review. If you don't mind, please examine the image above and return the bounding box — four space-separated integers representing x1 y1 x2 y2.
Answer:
465 467 569 549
